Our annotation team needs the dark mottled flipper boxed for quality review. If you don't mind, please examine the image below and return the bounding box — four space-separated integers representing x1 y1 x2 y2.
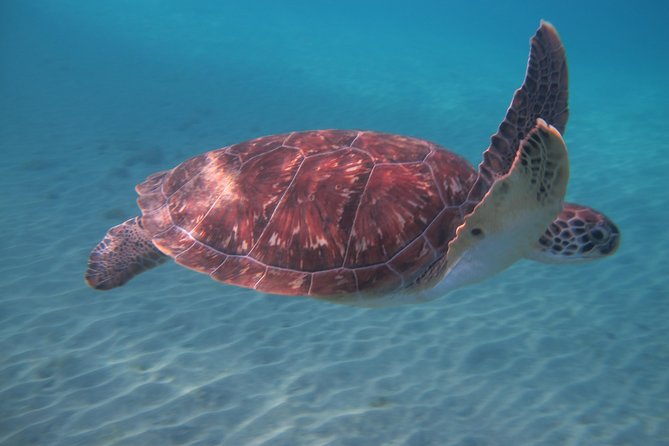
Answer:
85 217 167 290
468 21 569 203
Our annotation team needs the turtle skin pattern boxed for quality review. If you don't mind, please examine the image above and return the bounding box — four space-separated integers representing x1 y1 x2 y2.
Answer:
136 130 477 299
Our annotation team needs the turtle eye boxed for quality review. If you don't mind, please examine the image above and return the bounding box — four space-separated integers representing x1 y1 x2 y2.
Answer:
590 225 609 243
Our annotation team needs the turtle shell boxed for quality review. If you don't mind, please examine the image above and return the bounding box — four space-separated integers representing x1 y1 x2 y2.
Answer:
136 130 476 300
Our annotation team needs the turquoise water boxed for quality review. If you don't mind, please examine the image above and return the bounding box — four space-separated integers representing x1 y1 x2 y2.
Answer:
1 1 668 445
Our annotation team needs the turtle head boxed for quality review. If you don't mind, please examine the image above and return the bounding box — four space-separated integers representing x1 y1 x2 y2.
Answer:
528 203 620 263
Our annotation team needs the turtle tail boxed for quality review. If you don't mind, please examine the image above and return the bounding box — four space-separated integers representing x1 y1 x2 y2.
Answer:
85 217 167 290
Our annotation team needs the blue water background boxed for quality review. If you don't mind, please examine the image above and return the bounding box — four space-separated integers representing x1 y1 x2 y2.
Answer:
1 1 668 445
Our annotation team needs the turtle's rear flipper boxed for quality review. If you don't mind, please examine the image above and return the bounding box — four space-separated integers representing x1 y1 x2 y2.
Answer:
527 203 620 263
85 217 167 290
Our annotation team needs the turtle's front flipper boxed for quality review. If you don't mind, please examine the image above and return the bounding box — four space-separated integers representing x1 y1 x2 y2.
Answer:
527 203 620 263
85 217 167 290
431 119 569 295
468 21 569 203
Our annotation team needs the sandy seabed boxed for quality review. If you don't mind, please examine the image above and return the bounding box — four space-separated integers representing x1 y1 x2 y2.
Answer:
1 120 667 445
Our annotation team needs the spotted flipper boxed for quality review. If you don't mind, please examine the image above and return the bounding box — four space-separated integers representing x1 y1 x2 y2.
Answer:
429 119 569 295
468 21 569 204
528 203 620 263
85 217 167 290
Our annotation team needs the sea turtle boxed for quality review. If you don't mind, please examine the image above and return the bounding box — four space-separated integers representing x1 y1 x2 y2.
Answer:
85 22 619 306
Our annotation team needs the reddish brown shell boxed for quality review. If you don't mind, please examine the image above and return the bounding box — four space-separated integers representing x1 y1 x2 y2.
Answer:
136 130 476 300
